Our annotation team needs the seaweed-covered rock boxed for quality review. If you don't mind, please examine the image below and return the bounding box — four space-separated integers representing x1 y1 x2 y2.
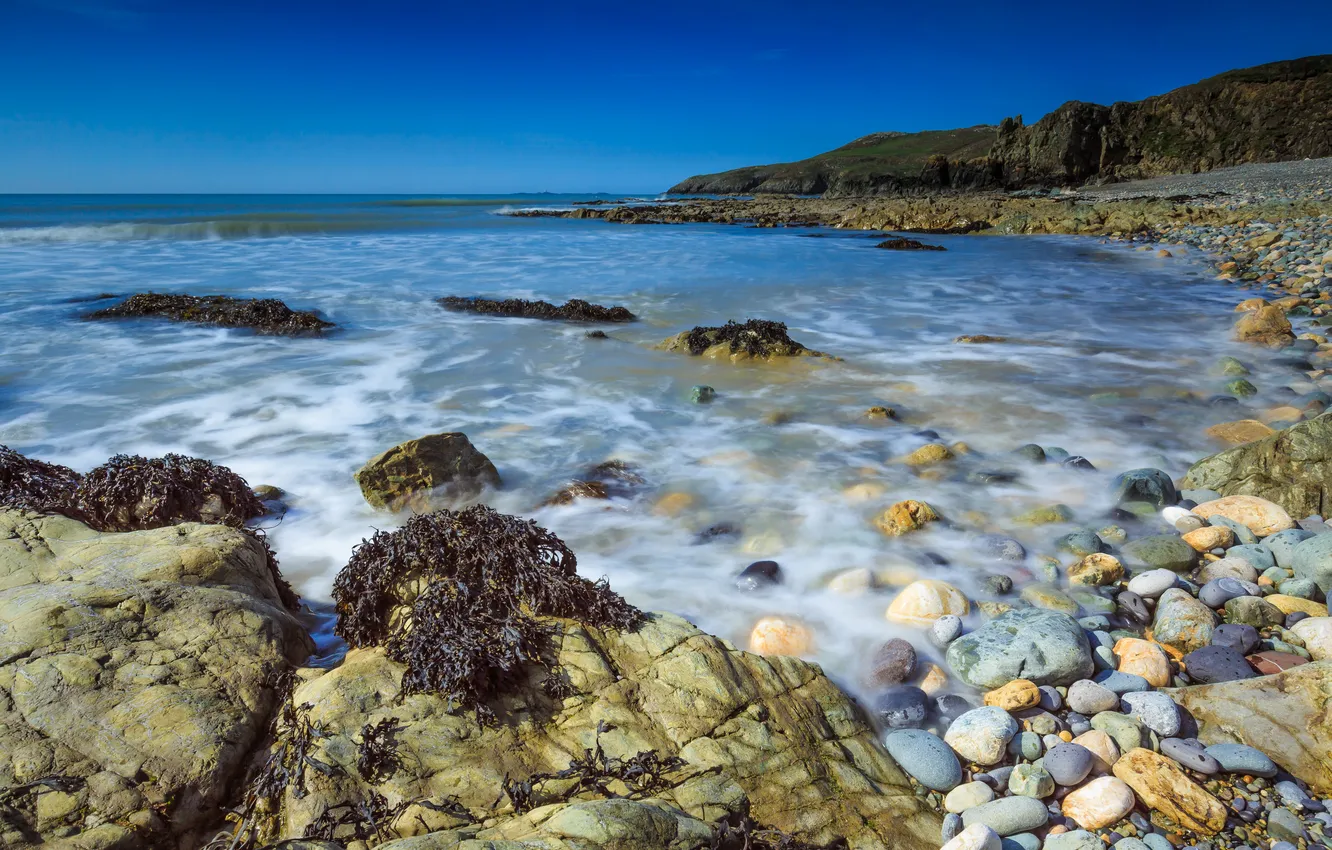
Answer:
0 444 81 514
262 611 939 849
331 506 643 719
876 236 946 251
354 433 501 512
0 447 299 611
0 509 312 850
658 320 836 363
1183 412 1332 518
86 292 333 336
541 460 647 507
438 296 636 323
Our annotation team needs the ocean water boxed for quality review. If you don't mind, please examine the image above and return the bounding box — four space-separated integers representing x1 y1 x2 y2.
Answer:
0 194 1281 692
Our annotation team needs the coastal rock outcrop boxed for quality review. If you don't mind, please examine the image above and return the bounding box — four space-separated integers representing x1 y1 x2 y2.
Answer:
354 432 501 512
1183 412 1332 519
0 509 312 850
261 612 939 849
1166 660 1332 794
85 293 334 336
658 319 836 363
438 296 636 323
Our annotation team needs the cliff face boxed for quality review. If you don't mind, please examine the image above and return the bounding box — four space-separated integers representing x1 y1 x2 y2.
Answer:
668 55 1332 196
993 55 1332 186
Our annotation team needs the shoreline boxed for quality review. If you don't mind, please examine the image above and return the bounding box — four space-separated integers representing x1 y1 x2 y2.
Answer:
2 189 1332 850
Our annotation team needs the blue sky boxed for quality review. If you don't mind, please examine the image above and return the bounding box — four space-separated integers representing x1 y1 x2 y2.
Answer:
3 0 1330 193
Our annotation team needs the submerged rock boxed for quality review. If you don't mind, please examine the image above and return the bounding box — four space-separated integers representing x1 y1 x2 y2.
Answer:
438 295 636 322
658 319 836 363
86 292 334 335
354 432 501 512
0 509 311 850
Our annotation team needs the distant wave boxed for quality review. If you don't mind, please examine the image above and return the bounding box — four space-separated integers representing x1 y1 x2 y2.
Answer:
0 219 409 244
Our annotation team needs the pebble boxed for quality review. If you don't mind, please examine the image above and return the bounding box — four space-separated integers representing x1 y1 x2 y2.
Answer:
735 559 783 590
1159 737 1220 773
946 608 1094 689
941 823 1002 850
1044 742 1095 786
747 616 812 656
1266 528 1317 569
1093 670 1152 694
1116 590 1152 624
1090 711 1151 752
1198 577 1257 608
1044 830 1104 850
1205 742 1278 777
886 579 970 626
1037 685 1063 712
1275 779 1324 812
1060 776 1138 830
935 693 974 720
1007 730 1044 761
1113 638 1172 687
868 638 918 687
884 729 963 791
1267 807 1308 842
984 679 1041 712
873 686 928 729
1225 544 1277 573
1121 690 1182 736
1067 679 1120 714
1209 623 1260 655
942 813 964 842
946 707 1021 766
1127 568 1178 598
961 796 1051 836
932 614 964 647
1008 764 1054 798
1181 645 1258 684
945 781 996 814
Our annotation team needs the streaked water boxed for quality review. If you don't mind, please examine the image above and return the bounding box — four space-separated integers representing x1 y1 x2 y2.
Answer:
0 195 1280 693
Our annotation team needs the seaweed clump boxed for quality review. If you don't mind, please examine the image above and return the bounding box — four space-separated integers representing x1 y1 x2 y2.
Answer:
86 293 334 336
332 506 643 721
875 236 946 251
711 811 848 850
0 445 82 514
499 723 686 814
439 296 636 323
682 319 817 358
0 447 299 611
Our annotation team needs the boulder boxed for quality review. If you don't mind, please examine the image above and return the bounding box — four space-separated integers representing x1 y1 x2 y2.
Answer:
0 509 312 850
354 432 501 512
946 608 1093 689
1234 304 1295 347
1166 661 1332 794
1183 414 1332 519
1291 533 1332 594
266 612 940 849
657 319 836 363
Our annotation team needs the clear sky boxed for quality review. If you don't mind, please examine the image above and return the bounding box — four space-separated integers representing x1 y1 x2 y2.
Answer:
3 0 1330 194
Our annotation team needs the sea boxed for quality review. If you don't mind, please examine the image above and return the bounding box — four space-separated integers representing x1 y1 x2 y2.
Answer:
0 194 1278 689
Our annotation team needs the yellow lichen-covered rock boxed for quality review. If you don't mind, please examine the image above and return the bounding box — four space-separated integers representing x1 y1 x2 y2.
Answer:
1182 525 1235 552
903 443 954 466
873 500 941 537
354 431 501 512
982 679 1040 712
886 580 970 626
273 613 941 849
1113 638 1173 688
1068 553 1124 586
1234 304 1295 347
1265 595 1328 617
0 510 312 850
1112 749 1226 834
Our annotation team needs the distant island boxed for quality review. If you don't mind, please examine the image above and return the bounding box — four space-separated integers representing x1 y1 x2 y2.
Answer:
668 55 1332 196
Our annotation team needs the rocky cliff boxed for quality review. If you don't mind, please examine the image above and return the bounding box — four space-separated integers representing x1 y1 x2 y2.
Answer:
668 55 1332 196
